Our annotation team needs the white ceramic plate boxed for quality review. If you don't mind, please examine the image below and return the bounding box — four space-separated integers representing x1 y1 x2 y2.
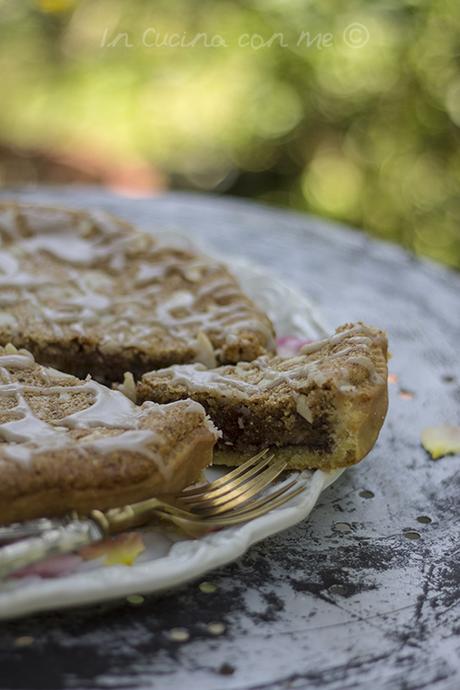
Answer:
0 252 342 620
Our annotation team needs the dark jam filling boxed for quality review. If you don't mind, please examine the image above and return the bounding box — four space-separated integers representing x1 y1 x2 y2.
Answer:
215 409 334 454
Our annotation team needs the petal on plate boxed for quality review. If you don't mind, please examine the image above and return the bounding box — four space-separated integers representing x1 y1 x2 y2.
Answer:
80 532 145 566
13 554 82 579
421 425 460 460
276 336 312 357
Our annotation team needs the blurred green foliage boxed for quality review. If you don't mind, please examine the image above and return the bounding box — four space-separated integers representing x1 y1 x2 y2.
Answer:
0 0 460 268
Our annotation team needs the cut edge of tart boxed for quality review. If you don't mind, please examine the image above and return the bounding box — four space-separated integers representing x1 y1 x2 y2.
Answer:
137 322 389 470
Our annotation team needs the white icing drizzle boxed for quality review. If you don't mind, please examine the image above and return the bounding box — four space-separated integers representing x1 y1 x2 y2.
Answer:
0 349 210 476
0 250 19 275
59 379 138 430
154 363 258 398
42 293 112 326
0 204 273 357
0 353 66 445
150 325 385 402
80 429 169 479
0 352 35 370
20 234 96 265
0 273 49 289
42 366 77 382
161 398 207 417
0 402 64 445
300 324 380 355
81 429 158 454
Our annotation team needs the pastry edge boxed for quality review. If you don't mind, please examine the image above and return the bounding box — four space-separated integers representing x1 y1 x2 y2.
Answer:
1 426 215 526
213 378 388 471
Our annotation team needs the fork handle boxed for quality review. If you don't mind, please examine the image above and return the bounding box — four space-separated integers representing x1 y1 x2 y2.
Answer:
0 497 182 579
0 520 103 580
91 497 168 534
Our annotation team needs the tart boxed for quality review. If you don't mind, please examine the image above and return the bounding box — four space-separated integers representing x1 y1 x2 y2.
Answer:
0 344 219 525
137 323 389 470
0 202 274 384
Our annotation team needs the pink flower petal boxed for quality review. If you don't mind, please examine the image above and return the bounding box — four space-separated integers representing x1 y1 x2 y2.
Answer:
276 336 312 357
13 554 82 579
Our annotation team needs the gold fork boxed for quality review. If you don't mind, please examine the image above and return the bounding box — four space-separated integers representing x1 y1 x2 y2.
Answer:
0 450 306 579
90 450 304 535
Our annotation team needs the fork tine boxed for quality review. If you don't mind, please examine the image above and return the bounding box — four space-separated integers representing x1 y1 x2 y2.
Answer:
180 453 275 503
217 477 300 517
147 502 200 520
183 459 287 514
199 484 306 526
180 449 269 496
155 483 305 533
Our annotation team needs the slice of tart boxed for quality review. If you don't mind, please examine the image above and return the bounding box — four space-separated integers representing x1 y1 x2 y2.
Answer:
0 202 274 384
0 344 219 525
137 323 389 470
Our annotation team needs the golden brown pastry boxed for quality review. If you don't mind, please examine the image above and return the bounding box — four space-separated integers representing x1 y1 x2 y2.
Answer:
137 323 389 470
0 202 274 384
0 345 219 525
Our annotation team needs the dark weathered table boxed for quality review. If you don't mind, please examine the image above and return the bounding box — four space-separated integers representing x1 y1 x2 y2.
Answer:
0 187 459 690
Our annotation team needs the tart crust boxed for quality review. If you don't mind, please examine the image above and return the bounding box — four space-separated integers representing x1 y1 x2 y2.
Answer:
0 345 219 525
137 322 389 470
